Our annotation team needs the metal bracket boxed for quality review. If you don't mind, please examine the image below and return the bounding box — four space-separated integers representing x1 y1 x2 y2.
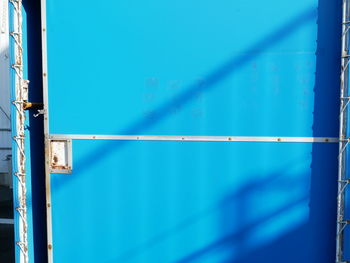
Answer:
49 140 72 174
33 109 45 117
23 102 43 110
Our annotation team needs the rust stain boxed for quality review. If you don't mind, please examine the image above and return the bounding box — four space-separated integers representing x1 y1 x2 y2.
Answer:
51 165 69 170
52 155 58 164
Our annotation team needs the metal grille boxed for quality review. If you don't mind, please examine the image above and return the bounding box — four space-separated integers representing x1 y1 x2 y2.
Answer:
9 0 28 262
337 0 350 262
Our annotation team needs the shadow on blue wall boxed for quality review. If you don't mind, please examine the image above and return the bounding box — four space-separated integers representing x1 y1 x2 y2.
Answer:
46 0 341 262
22 0 48 262
107 166 311 263
70 6 319 176
178 173 310 263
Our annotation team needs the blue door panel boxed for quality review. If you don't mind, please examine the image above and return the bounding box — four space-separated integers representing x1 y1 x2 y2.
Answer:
45 0 325 137
44 0 340 262
50 141 337 263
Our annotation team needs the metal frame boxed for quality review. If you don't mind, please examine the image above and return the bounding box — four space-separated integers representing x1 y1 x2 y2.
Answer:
336 0 350 262
49 139 72 174
9 0 29 262
49 134 338 143
40 0 55 261
39 1 340 263
0 218 14 224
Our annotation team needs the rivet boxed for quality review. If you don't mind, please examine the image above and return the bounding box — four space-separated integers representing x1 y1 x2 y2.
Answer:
277 138 281 142
48 244 52 250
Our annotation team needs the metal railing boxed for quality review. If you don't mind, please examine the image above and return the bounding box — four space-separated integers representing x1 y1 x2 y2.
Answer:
337 0 350 262
9 0 28 262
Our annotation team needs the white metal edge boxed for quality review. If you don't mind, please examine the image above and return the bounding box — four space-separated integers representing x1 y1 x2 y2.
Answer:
0 218 14 224
48 134 338 143
336 0 349 261
40 0 53 262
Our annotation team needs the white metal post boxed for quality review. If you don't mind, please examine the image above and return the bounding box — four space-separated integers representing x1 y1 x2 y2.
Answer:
337 0 350 262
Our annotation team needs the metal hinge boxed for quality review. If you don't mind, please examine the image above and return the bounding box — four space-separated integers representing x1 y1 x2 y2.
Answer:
49 139 72 174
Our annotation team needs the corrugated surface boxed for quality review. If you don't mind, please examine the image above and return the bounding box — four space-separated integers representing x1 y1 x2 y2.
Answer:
50 141 337 263
47 0 321 137
43 0 341 262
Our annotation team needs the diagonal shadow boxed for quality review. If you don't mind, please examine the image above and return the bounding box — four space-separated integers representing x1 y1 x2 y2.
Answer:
61 6 318 180
106 156 307 263
45 2 340 263
176 196 308 263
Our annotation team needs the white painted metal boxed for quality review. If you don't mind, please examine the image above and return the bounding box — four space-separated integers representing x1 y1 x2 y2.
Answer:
0 218 14 224
49 140 72 174
337 0 350 262
9 0 28 261
40 0 54 261
48 134 338 143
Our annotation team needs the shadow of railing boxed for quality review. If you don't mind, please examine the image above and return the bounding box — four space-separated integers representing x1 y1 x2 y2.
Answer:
44 2 342 262
65 6 318 184
44 1 341 262
102 156 310 263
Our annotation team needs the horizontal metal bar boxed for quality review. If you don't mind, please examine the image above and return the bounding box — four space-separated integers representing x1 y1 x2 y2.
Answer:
0 218 14 225
0 147 11 150
48 134 339 143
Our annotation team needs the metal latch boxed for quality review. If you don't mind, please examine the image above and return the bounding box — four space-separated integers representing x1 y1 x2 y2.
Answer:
49 140 72 174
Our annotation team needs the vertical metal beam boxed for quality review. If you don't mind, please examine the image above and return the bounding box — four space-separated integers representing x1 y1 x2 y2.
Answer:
337 0 350 262
40 0 54 261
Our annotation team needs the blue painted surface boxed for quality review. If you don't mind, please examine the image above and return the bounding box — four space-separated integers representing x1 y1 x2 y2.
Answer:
51 141 338 263
47 0 322 137
44 0 341 262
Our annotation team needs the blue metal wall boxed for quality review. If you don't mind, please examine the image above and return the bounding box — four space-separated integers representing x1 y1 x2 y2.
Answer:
40 0 341 262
